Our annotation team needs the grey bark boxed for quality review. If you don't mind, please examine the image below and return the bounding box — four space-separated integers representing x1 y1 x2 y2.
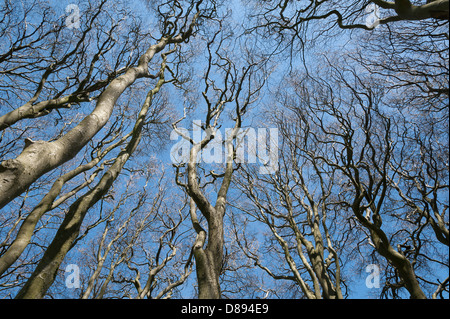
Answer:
0 30 192 210
187 127 237 299
14 57 168 298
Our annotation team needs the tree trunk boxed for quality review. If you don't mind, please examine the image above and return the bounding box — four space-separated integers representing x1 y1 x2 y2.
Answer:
194 215 224 299
0 36 172 210
15 68 166 299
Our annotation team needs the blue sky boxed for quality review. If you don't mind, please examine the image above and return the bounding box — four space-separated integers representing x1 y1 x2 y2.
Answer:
0 0 447 300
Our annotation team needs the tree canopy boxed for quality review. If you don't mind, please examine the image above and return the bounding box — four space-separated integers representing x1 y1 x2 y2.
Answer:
0 0 448 299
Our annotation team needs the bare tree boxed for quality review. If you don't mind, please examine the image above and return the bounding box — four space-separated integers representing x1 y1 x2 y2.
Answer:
232 116 345 299
14 48 172 298
0 0 447 300
246 0 449 35
78 175 193 299
0 0 219 299
0 0 209 210
270 63 448 298
172 24 267 298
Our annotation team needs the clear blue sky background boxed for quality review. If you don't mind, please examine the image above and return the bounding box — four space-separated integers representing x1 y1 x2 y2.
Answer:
1 0 446 300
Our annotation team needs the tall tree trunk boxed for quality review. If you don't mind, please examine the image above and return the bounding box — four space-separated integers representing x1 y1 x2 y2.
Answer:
187 127 235 299
192 206 224 299
15 65 167 299
0 24 196 209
